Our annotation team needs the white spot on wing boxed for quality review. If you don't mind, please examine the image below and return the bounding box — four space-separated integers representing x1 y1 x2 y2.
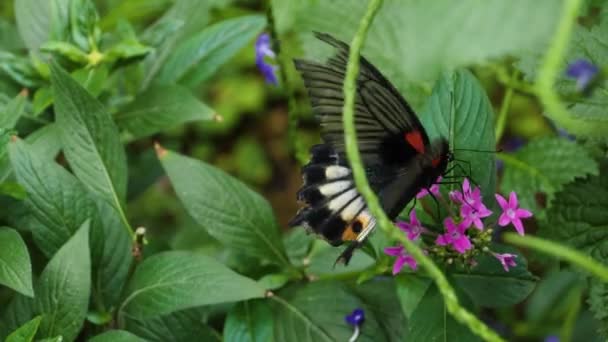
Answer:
340 197 364 221
325 165 350 179
328 189 357 211
319 180 351 196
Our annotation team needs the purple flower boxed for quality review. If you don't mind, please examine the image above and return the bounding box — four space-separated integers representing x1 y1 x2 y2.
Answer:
460 203 492 230
416 176 442 199
495 192 533 235
566 59 599 91
345 308 365 326
544 336 559 342
255 33 278 85
493 253 517 272
384 246 417 274
396 210 426 241
436 218 472 254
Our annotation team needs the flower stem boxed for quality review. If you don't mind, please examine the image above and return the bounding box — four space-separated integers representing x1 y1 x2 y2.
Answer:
503 233 608 282
494 70 517 143
535 0 608 137
341 1 504 341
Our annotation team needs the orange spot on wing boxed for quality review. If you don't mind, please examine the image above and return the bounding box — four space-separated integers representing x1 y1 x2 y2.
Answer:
404 131 425 153
341 227 358 241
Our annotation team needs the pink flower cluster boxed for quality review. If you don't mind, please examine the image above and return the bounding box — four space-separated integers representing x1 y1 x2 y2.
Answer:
384 178 533 275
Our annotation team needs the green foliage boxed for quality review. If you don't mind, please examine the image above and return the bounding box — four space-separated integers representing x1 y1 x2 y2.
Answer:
0 227 33 297
501 137 599 215
120 251 265 319
158 148 289 266
0 0 607 340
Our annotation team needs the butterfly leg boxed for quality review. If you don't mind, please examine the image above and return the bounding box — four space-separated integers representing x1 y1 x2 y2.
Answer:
334 241 362 266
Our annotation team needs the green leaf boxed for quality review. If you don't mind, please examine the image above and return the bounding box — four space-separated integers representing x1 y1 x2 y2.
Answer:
0 91 27 129
40 41 88 63
2 222 91 342
9 138 97 256
282 228 314 267
500 137 599 215
0 227 33 297
14 0 53 51
89 330 146 342
296 0 560 107
5 316 42 342
421 69 496 199
452 246 537 308
116 84 214 140
120 251 265 319
525 271 583 322
24 124 62 161
351 278 407 341
157 147 289 265
272 281 393 342
124 308 220 341
9 139 130 308
69 0 101 51
407 284 481 341
224 300 274 342
50 61 129 222
0 182 26 199
395 274 431 319
540 162 608 333
156 15 266 86
306 243 375 277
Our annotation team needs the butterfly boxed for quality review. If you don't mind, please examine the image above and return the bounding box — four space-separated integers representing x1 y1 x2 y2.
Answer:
289 32 451 264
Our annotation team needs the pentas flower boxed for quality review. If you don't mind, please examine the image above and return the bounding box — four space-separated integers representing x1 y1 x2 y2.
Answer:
566 59 599 92
396 210 426 240
384 246 417 274
436 218 472 254
495 192 533 235
461 203 492 230
416 176 442 199
493 253 517 272
255 33 279 85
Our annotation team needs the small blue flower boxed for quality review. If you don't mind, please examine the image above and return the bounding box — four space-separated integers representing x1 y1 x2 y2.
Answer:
345 308 365 326
255 33 279 85
566 59 599 91
544 336 559 342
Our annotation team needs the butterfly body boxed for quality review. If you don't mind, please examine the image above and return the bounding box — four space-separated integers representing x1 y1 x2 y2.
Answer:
289 33 450 260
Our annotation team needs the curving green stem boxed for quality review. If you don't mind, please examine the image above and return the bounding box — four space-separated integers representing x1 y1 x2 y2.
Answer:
535 0 608 137
504 233 608 283
340 0 504 341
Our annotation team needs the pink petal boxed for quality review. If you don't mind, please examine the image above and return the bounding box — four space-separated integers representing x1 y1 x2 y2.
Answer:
416 189 428 199
396 221 411 233
402 255 418 270
512 218 525 235
392 256 406 275
516 208 533 218
407 231 419 241
436 234 449 246
495 193 508 210
498 213 511 227
472 217 484 230
409 210 419 226
430 184 441 196
453 236 472 254
508 191 518 209
449 190 463 203
462 178 471 194
384 246 403 256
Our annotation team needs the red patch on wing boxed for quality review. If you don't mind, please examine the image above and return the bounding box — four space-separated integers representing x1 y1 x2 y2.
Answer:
431 157 441 167
404 131 425 154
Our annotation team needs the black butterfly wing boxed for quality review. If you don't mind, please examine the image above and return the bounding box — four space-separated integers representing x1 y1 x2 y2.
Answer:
294 32 430 166
291 32 434 253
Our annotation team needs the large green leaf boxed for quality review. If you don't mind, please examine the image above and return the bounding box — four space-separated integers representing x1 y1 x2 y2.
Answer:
89 330 146 342
296 0 560 108
500 137 599 215
395 275 431 319
24 124 62 162
158 147 289 265
421 69 496 199
115 84 214 140
50 61 128 212
120 251 265 319
124 308 220 342
452 246 537 308
406 284 481 341
0 91 27 130
1 223 91 342
224 300 274 342
540 162 608 334
0 227 33 297
272 281 395 342
14 0 55 51
5 316 42 342
155 15 266 87
9 139 130 308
